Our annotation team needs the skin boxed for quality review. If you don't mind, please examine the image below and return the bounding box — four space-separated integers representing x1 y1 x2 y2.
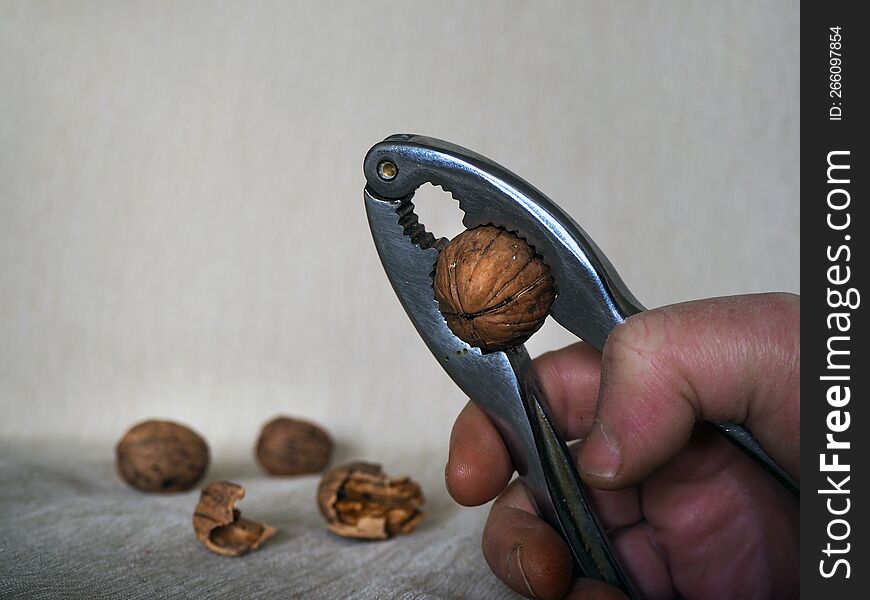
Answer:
445 293 799 600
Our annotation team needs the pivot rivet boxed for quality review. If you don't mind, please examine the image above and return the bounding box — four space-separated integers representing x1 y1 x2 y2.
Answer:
377 160 398 181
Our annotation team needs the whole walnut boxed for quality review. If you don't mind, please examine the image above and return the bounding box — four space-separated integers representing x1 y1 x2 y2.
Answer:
434 225 556 352
116 419 209 492
255 416 333 475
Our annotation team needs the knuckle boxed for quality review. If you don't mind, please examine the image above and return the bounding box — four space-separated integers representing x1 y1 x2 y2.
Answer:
604 310 669 372
601 308 700 420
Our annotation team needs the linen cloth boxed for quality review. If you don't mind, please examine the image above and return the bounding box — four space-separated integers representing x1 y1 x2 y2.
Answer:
0 443 517 599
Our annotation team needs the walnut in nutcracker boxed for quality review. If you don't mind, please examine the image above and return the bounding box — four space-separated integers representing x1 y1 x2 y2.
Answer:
115 419 209 492
434 225 556 352
317 462 424 540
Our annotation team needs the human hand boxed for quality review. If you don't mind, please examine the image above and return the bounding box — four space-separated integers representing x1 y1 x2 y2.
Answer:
445 293 800 599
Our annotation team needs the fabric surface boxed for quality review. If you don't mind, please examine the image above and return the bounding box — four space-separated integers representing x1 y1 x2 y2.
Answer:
0 443 517 599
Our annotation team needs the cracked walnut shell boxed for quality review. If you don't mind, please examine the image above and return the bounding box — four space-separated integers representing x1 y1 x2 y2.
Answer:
193 481 276 557
434 225 556 352
115 419 209 492
317 462 424 540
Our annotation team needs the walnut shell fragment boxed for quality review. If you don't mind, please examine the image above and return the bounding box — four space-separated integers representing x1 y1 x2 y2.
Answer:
193 481 276 557
116 419 209 492
255 416 333 475
434 225 556 352
317 462 424 540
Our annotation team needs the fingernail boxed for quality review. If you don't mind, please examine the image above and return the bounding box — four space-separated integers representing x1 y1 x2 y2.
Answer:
579 422 621 479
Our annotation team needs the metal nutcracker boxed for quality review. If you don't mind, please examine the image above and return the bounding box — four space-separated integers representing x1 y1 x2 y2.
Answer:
363 134 798 598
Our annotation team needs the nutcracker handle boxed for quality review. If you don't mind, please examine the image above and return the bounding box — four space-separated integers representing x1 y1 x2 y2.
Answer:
489 348 639 598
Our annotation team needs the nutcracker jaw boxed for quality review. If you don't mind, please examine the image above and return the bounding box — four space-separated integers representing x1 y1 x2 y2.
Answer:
363 134 644 352
363 184 528 422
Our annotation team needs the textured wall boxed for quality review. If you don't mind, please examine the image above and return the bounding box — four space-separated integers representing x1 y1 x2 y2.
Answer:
0 2 799 472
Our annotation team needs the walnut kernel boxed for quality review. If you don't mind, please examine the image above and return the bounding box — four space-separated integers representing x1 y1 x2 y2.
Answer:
317 462 424 540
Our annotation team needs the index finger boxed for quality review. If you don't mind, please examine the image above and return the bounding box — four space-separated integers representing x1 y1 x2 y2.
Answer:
446 342 604 506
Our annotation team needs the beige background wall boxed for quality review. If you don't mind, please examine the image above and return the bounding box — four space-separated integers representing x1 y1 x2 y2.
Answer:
0 2 799 477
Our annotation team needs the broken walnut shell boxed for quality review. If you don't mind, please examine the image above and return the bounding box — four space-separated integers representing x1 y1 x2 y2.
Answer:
317 462 424 540
255 416 333 475
115 419 209 492
434 225 556 352
193 481 276 557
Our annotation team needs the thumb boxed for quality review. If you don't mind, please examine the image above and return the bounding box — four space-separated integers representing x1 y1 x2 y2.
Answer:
578 293 800 489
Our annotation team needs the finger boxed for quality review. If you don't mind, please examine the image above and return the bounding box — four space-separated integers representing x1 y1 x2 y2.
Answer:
640 425 799 599
566 578 629 600
578 293 800 489
567 442 642 530
447 342 602 505
483 480 670 600
534 342 603 440
446 401 513 506
482 479 574 600
567 446 673 600
607 525 674 600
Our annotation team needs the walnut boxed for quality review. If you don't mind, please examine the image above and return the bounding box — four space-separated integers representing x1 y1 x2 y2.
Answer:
316 462 424 540
255 416 333 475
115 419 209 492
434 225 556 352
193 481 276 557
